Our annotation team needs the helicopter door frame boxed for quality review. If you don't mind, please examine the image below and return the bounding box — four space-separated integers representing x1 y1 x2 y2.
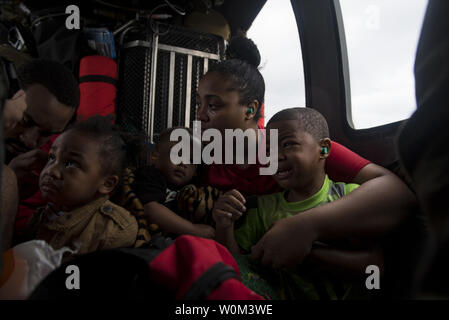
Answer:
291 0 405 166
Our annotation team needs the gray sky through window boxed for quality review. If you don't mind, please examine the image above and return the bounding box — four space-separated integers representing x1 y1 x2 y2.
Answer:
248 0 428 129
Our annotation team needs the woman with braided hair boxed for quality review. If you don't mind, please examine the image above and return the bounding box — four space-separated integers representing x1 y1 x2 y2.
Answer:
196 34 415 272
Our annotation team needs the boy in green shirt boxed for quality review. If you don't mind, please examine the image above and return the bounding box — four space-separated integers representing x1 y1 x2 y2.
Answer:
213 108 377 299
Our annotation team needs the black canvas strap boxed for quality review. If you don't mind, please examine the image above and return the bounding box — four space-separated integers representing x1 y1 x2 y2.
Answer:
79 75 117 86
183 262 240 300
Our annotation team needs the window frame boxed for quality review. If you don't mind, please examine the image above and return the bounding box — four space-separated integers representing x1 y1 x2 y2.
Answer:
290 0 407 166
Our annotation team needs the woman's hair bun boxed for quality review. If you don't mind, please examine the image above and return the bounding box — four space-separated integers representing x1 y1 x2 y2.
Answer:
226 35 261 68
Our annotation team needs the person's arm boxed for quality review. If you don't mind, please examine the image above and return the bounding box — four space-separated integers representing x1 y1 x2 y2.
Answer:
252 162 416 268
133 166 214 239
144 201 215 239
305 243 384 281
8 149 48 200
215 225 241 254
325 143 416 236
1 165 19 252
212 189 246 254
3 90 27 137
315 163 415 240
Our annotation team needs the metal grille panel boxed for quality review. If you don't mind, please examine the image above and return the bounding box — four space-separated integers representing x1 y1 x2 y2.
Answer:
117 45 151 134
158 24 224 54
117 22 225 143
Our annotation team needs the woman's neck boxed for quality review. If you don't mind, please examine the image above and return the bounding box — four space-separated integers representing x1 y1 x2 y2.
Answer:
232 124 260 167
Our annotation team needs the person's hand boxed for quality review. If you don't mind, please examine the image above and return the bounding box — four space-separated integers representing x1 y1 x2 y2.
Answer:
3 90 27 137
8 149 49 200
191 224 216 239
212 189 246 229
251 213 318 269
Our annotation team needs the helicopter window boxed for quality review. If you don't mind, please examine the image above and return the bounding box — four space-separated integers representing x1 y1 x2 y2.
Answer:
339 0 428 129
247 0 306 123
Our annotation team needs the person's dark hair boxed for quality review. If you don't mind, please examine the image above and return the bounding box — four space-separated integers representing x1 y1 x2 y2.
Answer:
154 126 201 161
207 35 265 121
267 107 330 141
17 59 80 110
155 126 193 149
68 116 143 178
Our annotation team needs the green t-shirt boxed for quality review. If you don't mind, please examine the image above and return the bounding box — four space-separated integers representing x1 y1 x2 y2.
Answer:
234 175 360 300
235 175 359 252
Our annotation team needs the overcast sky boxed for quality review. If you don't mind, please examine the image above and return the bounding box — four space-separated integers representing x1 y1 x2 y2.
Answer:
247 0 428 129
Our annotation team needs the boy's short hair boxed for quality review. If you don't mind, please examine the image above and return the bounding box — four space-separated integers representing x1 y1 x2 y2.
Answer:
267 107 330 141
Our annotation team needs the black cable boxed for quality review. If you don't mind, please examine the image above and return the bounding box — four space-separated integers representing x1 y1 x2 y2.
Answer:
164 0 186 16
148 4 171 36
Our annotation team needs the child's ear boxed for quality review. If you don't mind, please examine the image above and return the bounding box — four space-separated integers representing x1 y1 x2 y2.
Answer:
98 175 119 195
319 138 332 159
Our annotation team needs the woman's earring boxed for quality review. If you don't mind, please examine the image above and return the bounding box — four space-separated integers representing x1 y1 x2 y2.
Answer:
246 107 254 114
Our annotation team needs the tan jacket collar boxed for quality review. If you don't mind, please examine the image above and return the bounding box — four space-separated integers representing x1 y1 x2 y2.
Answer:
43 196 109 231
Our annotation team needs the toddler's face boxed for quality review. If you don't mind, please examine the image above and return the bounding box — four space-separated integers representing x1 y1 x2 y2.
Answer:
39 130 109 210
266 120 324 190
154 140 197 188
